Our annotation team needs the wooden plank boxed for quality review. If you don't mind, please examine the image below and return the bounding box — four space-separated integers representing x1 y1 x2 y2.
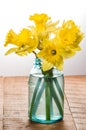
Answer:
0 77 3 130
4 77 28 130
70 107 86 114
4 77 28 118
4 77 76 130
65 76 86 130
4 117 76 130
0 121 3 130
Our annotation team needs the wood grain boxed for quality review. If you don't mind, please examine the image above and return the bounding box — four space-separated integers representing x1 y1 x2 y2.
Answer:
0 76 86 130
0 77 4 130
65 76 86 130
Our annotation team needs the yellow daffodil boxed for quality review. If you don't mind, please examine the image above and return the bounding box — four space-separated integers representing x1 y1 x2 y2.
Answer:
4 29 17 46
16 28 32 45
4 28 38 55
55 20 84 58
29 15 59 50
16 29 38 53
37 40 63 71
29 13 51 31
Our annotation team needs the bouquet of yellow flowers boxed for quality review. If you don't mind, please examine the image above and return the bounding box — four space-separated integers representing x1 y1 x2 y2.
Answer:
4 13 84 71
4 13 84 124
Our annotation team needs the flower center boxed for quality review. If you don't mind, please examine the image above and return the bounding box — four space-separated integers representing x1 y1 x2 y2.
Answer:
51 50 56 55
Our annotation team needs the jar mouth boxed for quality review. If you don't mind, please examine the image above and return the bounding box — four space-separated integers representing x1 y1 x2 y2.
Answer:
34 58 41 66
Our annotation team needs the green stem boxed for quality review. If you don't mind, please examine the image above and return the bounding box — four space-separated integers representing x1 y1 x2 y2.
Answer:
53 78 64 101
32 81 46 115
45 78 51 120
50 94 53 116
29 78 42 119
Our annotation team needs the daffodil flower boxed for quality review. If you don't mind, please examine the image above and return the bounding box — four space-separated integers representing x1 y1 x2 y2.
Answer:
37 40 63 71
55 20 84 58
4 13 84 70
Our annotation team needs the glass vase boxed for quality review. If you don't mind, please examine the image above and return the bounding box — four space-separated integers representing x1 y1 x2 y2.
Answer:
28 58 64 124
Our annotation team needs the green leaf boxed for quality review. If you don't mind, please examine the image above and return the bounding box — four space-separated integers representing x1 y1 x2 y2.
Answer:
29 78 42 119
32 81 45 115
49 79 63 115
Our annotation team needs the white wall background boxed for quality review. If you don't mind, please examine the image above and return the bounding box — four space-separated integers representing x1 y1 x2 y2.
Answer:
0 0 86 76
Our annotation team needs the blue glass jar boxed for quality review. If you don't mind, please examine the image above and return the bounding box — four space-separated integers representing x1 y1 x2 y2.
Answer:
28 58 64 124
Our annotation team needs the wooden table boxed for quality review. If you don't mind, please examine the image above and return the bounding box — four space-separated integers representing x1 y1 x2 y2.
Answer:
0 76 86 130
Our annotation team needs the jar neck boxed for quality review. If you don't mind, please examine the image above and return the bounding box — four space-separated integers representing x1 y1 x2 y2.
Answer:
33 58 41 68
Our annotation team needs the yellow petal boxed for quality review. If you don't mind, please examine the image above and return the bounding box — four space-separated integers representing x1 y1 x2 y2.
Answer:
4 29 17 46
5 48 17 55
42 60 53 71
